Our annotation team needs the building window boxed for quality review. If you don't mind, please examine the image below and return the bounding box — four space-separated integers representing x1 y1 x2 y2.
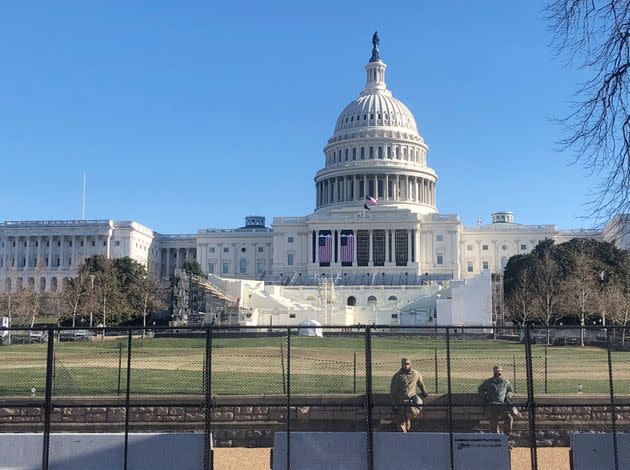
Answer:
288 236 294 243
436 234 443 242
467 261 474 273
208 262 215 274
502 244 508 250
482 244 488 251
239 258 247 274
241 247 246 253
520 244 527 250
287 253 294 266
467 245 473 251
115 241 120 246
209 247 215 253
289 313 296 319
80 241 84 247
223 247 229 253
256 259 265 274
437 252 444 265
391 313 398 319
222 262 229 274
483 261 489 270
257 247 264 253
91 241 95 247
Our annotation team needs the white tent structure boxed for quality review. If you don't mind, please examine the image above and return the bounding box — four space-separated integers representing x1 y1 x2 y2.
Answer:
297 319 323 337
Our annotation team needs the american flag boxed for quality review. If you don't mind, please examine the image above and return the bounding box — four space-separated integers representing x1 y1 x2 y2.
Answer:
340 233 354 263
318 232 333 263
365 195 378 206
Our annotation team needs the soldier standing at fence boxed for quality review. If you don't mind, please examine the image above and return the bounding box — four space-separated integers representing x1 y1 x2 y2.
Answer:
478 365 517 436
390 358 428 432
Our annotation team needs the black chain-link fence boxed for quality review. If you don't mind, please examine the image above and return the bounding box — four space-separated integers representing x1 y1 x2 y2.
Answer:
0 324 627 469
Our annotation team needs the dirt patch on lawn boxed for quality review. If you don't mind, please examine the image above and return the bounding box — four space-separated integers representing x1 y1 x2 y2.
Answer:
213 447 570 469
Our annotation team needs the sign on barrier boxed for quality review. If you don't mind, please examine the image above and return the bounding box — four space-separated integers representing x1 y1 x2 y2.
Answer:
570 433 630 470
272 432 510 470
0 432 208 470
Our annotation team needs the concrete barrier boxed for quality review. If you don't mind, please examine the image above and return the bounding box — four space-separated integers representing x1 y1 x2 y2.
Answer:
272 432 510 470
570 433 630 470
0 432 208 470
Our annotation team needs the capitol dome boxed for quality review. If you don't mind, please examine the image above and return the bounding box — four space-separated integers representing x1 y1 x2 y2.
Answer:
314 33 437 215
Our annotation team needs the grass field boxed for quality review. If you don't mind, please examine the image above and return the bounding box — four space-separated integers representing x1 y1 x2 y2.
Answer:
0 336 628 397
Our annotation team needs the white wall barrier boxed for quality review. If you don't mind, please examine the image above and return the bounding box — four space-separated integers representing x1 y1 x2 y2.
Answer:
0 432 208 470
272 432 510 470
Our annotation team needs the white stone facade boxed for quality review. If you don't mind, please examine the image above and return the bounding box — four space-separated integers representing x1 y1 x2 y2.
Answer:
2 38 627 302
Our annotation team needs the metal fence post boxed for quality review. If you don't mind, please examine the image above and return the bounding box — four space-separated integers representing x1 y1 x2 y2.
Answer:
41 327 55 470
434 348 438 394
204 326 214 470
513 355 517 393
365 325 374 470
286 327 291 470
606 327 619 470
445 327 454 470
353 352 357 394
544 345 548 394
123 330 132 470
524 324 538 470
280 340 286 394
117 341 122 397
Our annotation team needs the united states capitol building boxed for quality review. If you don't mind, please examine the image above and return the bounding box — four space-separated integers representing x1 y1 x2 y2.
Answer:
1 36 627 327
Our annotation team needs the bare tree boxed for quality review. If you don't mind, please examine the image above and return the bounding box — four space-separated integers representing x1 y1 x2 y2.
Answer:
560 251 599 345
533 252 563 344
506 265 536 324
63 274 91 327
547 1 630 223
134 274 166 338
12 288 42 328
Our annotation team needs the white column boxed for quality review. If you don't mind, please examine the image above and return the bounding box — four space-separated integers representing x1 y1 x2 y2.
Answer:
24 237 30 269
48 236 53 269
373 175 378 198
407 229 412 266
363 175 367 198
60 236 66 269
352 230 358 266
353 175 358 200
385 230 389 265
384 175 389 200
368 230 373 266
165 249 170 278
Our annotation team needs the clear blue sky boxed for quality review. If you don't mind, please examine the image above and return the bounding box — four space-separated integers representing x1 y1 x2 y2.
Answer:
0 1 596 234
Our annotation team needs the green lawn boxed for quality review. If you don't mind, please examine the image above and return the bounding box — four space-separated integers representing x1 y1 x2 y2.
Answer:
0 336 627 397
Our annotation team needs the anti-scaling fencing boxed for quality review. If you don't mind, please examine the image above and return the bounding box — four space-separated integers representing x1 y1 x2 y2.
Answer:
0 325 627 470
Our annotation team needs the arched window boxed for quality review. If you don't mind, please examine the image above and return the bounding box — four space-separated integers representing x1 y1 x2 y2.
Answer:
395 147 400 159
39 277 46 292
352 148 356 160
306 295 316 301
369 147 374 159
347 296 356 306
239 258 247 274
5 278 11 292
388 295 398 303
50 277 57 292
345 148 348 161
361 147 365 159
378 147 383 159
402 148 407 159
367 295 377 308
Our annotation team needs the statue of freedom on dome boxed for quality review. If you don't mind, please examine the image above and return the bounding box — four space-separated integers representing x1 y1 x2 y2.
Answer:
370 31 381 62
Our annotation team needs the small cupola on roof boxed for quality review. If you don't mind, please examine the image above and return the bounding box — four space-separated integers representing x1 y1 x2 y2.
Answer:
491 212 514 224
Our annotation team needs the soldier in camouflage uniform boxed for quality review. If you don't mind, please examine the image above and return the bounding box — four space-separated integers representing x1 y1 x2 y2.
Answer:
478 365 516 436
390 358 428 432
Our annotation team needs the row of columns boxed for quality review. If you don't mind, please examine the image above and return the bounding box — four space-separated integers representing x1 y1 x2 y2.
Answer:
310 228 416 267
316 174 435 207
1 234 111 272
3 275 64 293
161 247 197 278
326 145 424 166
